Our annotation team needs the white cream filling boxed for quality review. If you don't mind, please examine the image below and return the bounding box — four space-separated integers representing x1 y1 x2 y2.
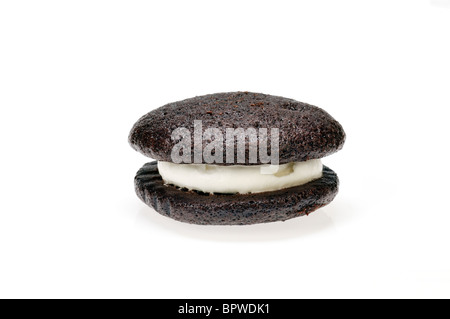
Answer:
157 159 323 194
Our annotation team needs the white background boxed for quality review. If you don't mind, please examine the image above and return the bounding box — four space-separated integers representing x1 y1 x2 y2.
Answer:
1 0 449 299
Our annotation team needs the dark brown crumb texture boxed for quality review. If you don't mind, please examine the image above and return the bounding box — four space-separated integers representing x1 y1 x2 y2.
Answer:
129 92 346 165
135 162 339 225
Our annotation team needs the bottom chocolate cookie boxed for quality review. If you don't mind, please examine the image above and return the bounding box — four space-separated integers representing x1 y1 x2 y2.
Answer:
135 162 339 226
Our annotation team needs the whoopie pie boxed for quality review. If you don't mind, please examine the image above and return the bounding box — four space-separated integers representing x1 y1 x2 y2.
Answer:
129 92 345 225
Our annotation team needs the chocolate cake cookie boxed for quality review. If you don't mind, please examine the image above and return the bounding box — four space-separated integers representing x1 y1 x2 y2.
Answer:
129 92 345 225
129 92 345 165
135 162 339 225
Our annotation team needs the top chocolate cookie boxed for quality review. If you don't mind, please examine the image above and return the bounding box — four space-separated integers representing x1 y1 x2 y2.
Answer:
129 92 345 165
